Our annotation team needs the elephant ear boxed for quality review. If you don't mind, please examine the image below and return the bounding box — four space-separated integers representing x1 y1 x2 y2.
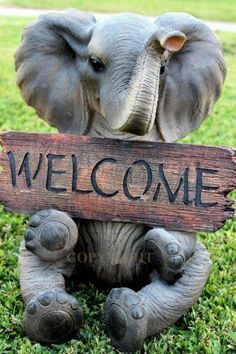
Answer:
15 9 96 133
155 13 226 142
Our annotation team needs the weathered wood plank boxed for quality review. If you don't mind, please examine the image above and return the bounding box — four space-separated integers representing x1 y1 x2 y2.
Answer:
0 132 235 232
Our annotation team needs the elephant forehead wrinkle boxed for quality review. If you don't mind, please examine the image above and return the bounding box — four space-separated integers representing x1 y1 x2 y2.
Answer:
90 15 156 58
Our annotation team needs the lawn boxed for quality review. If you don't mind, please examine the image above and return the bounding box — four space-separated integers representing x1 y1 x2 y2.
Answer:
0 16 236 354
1 0 236 22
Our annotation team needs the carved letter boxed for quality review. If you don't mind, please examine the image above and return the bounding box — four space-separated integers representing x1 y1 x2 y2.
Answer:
46 154 67 193
159 164 183 203
72 155 92 194
123 160 153 200
7 151 43 188
195 168 218 207
91 158 119 197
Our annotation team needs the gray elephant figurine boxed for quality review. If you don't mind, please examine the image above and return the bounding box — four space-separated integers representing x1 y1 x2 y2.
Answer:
15 9 226 352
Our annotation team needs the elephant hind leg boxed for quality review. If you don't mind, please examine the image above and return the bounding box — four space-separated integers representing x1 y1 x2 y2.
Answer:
141 242 211 336
105 242 211 352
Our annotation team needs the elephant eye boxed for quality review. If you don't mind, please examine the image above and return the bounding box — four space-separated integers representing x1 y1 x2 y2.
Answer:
89 55 105 73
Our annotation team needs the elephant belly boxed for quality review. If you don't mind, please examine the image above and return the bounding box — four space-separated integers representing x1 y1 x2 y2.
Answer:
77 220 149 286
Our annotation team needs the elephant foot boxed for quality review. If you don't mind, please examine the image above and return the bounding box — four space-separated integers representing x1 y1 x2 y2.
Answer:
24 289 83 344
25 209 78 261
105 243 211 352
144 229 195 284
105 288 148 352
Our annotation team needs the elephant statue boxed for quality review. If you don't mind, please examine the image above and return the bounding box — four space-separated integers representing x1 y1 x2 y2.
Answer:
15 9 226 352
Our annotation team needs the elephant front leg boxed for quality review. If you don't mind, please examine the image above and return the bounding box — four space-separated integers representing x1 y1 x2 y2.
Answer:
144 228 197 284
19 209 82 344
105 242 211 352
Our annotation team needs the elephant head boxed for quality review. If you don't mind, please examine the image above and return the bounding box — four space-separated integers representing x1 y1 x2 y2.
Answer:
15 9 226 142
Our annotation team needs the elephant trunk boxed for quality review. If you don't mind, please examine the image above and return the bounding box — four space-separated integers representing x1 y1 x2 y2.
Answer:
107 35 163 136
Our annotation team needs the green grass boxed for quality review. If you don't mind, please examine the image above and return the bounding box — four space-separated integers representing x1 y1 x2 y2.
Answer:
1 0 236 22
0 17 236 354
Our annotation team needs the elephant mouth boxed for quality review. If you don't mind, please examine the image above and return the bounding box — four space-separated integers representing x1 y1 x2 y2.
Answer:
111 39 162 136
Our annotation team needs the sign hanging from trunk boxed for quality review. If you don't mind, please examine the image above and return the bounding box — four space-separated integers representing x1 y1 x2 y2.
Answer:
0 132 235 232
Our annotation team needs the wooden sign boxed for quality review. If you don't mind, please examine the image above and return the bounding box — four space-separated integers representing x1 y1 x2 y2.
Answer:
0 132 235 232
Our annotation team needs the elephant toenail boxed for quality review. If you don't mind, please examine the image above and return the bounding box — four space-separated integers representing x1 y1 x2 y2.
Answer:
123 293 140 308
109 289 117 298
38 291 54 306
168 255 184 270
56 291 68 305
114 288 125 299
25 240 37 252
40 222 69 251
27 301 38 315
165 242 179 255
29 215 42 227
70 299 80 310
25 229 36 241
131 305 146 320
38 210 50 218
107 306 127 340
